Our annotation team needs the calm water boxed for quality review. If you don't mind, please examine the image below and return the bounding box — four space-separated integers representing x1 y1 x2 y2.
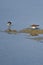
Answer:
0 31 43 65
0 0 43 65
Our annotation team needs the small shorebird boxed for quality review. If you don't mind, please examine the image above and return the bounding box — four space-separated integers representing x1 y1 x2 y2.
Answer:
7 21 12 30
30 24 39 29
5 21 17 34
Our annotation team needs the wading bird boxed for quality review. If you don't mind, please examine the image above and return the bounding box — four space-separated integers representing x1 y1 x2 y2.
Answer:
5 21 17 34
30 24 39 29
7 21 12 30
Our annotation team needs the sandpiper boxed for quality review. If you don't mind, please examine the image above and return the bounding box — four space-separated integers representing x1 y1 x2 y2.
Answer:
31 24 39 29
7 21 12 30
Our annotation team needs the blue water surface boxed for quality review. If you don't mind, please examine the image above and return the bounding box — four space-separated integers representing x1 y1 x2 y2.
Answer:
0 0 43 65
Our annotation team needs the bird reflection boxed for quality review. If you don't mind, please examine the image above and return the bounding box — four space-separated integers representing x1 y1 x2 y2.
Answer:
26 35 43 43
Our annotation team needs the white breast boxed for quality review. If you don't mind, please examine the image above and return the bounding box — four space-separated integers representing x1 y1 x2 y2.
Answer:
31 26 36 29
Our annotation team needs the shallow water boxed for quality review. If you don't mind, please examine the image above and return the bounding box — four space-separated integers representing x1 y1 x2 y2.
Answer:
0 32 43 65
0 0 43 64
